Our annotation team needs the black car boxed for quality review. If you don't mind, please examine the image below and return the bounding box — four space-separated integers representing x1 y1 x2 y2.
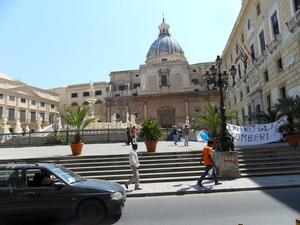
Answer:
0 162 126 224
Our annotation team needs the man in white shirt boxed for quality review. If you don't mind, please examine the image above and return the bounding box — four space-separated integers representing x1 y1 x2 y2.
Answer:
125 144 142 190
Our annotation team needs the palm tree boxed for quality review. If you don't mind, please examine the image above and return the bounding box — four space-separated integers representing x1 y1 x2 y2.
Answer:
56 107 99 143
194 103 239 138
261 108 280 123
273 96 300 135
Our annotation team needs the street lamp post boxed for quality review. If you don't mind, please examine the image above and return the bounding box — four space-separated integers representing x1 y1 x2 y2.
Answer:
205 55 237 152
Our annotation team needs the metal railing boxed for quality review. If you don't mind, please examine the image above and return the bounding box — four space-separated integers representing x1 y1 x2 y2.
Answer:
0 128 172 147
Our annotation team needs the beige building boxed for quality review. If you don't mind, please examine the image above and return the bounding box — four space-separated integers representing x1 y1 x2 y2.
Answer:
0 73 59 132
105 19 218 127
222 0 300 125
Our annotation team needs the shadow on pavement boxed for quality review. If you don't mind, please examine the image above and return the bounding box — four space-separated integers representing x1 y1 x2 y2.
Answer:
1 213 122 225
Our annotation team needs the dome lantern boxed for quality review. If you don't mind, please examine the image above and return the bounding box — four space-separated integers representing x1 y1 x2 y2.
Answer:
146 18 186 64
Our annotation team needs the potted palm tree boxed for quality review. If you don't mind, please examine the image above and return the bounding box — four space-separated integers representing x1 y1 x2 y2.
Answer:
139 118 163 152
273 96 300 148
194 103 239 148
55 107 99 155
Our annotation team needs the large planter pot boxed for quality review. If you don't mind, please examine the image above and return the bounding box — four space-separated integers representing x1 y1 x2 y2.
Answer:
70 143 84 155
144 141 158 152
286 134 300 148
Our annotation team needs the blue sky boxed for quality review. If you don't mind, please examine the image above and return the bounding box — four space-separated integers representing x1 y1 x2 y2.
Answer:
0 0 242 89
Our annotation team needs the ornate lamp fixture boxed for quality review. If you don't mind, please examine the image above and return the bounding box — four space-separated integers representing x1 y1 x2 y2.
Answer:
204 55 237 151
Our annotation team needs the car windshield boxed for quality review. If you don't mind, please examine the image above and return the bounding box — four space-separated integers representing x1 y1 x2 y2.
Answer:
48 165 83 184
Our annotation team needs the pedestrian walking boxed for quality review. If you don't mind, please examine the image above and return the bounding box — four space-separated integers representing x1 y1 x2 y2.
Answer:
132 126 137 144
126 127 133 145
125 144 142 190
172 126 179 146
197 140 222 187
182 125 190 146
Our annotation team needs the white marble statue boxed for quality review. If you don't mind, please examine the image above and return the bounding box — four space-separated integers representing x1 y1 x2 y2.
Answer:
52 112 62 131
15 120 23 134
37 115 43 131
185 116 190 125
0 115 12 143
25 125 30 134
131 114 136 126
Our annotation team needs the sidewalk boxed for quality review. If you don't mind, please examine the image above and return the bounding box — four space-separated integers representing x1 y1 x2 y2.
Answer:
1 141 300 197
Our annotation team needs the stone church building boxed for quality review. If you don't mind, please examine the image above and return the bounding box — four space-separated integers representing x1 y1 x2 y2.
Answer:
105 19 218 128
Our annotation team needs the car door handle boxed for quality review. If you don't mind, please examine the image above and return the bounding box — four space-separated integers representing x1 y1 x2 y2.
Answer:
24 192 35 196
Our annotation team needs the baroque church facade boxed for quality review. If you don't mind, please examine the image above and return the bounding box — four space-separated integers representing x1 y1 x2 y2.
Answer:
105 19 218 128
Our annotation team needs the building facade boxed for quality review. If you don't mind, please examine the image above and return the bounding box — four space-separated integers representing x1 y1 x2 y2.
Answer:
50 81 108 121
222 0 300 125
105 19 218 127
0 73 60 132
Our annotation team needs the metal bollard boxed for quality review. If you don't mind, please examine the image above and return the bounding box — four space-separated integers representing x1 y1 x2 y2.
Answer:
296 218 300 225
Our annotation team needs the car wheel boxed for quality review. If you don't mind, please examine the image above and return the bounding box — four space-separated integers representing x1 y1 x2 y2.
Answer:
77 199 106 224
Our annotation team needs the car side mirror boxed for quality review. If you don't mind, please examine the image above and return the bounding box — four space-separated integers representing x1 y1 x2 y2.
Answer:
53 181 65 190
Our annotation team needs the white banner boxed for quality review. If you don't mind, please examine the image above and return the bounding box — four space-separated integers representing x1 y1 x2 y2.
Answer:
227 116 287 146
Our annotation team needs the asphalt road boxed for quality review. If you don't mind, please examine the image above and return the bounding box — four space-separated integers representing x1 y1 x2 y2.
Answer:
6 188 300 225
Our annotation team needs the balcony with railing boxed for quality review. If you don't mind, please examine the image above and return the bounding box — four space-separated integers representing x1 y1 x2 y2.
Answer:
286 9 300 32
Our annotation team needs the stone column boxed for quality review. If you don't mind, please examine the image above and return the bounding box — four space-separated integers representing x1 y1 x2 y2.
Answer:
213 151 241 178
144 104 147 119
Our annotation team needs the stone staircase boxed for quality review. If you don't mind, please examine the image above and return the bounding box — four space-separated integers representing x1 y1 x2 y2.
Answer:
54 146 300 184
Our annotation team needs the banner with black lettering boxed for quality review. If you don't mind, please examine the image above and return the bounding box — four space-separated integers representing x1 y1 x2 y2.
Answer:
227 116 287 146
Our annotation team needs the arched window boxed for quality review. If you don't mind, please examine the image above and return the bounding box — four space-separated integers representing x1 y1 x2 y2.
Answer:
83 101 89 105
71 102 78 106
95 100 102 104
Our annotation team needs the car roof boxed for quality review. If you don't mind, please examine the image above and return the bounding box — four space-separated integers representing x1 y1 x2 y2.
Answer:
0 162 57 169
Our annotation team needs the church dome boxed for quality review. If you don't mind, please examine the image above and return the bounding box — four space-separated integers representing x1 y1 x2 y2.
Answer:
146 19 186 64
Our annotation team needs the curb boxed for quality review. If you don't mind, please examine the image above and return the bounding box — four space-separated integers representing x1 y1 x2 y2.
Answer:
126 184 300 198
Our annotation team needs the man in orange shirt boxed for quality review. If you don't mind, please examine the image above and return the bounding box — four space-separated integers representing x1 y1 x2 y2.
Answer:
197 140 221 187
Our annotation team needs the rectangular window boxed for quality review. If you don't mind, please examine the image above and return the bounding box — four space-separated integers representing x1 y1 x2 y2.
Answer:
280 87 286 99
95 90 102 95
267 95 271 110
256 3 261 16
250 44 255 60
40 102 45 107
71 93 78 98
51 104 55 109
161 75 168 86
246 86 250 94
277 58 283 72
31 111 36 123
9 96 15 101
31 100 36 106
259 30 266 53
20 98 26 103
8 108 15 121
294 0 300 12
49 114 54 124
118 85 126 91
83 92 89 97
238 64 241 78
256 104 261 114
20 110 26 122
271 11 279 36
264 70 269 82
0 107 3 116
0 94 3 99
